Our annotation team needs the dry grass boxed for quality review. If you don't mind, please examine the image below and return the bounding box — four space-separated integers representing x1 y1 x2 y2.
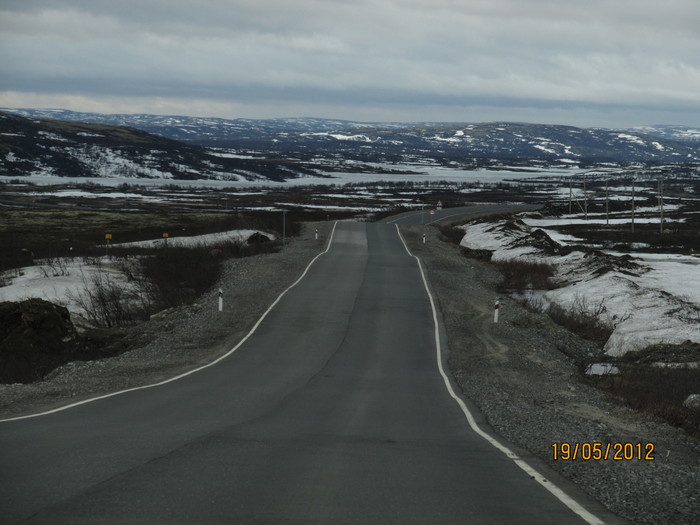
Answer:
590 365 700 439
492 258 555 292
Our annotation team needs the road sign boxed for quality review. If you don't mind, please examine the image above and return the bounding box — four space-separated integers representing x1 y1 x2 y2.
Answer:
105 233 112 240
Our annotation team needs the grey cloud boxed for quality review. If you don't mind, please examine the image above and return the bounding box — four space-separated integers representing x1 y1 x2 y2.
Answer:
1 0 699 126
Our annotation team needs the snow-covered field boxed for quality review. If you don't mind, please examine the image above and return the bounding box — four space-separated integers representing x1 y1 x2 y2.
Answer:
0 165 584 189
0 258 129 317
0 229 268 317
460 216 700 356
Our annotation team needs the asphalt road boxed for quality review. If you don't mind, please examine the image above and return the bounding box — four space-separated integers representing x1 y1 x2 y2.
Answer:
383 203 541 226
1 219 602 524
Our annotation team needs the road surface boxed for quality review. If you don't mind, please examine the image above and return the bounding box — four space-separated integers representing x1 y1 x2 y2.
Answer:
382 203 540 226
1 219 604 524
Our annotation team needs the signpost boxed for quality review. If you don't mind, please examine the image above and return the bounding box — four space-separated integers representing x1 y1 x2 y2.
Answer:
282 210 287 246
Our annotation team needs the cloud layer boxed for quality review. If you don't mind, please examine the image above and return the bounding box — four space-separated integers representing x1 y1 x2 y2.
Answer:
2 0 699 125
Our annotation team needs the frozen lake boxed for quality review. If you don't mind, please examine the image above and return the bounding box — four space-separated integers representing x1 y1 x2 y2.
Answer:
0 165 586 189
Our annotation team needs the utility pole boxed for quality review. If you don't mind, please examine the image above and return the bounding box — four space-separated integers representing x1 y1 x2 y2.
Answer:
605 179 609 226
568 179 572 214
659 178 664 234
631 177 635 234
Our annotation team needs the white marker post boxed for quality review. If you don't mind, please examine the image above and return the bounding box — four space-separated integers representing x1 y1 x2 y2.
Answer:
494 298 500 323
315 228 319 240
218 288 223 312
282 210 287 247
422 233 426 244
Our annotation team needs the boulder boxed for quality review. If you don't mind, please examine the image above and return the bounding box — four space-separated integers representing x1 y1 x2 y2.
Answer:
683 394 700 411
0 299 78 383
247 232 271 244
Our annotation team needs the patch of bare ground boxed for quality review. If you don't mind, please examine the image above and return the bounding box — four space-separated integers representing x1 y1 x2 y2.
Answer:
401 223 700 525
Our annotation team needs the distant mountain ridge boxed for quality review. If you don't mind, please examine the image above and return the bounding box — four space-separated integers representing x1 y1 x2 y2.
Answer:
4 108 700 165
0 108 413 144
2 109 700 183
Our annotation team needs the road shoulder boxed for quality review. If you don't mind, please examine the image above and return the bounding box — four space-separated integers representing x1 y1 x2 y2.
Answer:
400 222 700 525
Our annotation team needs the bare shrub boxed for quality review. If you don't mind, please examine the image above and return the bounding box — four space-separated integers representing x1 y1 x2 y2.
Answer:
493 258 556 292
523 294 548 313
437 225 466 245
547 294 615 344
138 245 222 309
40 257 70 277
68 271 148 328
135 237 281 309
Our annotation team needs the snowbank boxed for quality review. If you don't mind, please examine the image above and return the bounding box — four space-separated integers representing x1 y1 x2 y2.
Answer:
111 229 271 249
460 218 700 356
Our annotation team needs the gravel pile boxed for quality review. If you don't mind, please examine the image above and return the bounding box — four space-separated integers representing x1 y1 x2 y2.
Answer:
401 224 700 525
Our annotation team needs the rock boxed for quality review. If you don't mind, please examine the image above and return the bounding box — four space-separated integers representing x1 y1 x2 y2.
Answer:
682 394 700 411
0 299 78 384
247 232 271 245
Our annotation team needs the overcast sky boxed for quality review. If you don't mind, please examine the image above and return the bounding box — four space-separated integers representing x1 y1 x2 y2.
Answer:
1 0 699 127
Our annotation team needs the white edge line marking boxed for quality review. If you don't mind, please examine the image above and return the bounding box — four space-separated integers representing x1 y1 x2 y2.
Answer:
1 222 340 423
394 224 603 525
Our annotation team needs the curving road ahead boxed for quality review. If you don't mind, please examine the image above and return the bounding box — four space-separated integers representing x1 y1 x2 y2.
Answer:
1 217 605 524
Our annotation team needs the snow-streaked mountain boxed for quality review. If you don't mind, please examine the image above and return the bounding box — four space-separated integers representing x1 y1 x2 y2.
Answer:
297 122 700 163
627 125 700 144
1 108 413 146
2 109 700 177
0 112 321 182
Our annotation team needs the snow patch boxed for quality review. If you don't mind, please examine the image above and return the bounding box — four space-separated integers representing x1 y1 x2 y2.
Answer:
459 218 700 356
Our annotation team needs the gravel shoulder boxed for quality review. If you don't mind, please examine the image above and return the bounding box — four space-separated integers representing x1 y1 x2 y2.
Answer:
401 223 700 525
0 222 334 418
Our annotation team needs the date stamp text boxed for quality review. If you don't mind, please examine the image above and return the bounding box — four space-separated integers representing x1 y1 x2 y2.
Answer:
551 442 655 461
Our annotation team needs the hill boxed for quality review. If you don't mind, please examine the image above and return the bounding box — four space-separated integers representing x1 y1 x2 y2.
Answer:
0 112 323 182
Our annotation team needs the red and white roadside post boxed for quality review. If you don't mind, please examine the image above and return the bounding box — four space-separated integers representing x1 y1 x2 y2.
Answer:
494 298 500 323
